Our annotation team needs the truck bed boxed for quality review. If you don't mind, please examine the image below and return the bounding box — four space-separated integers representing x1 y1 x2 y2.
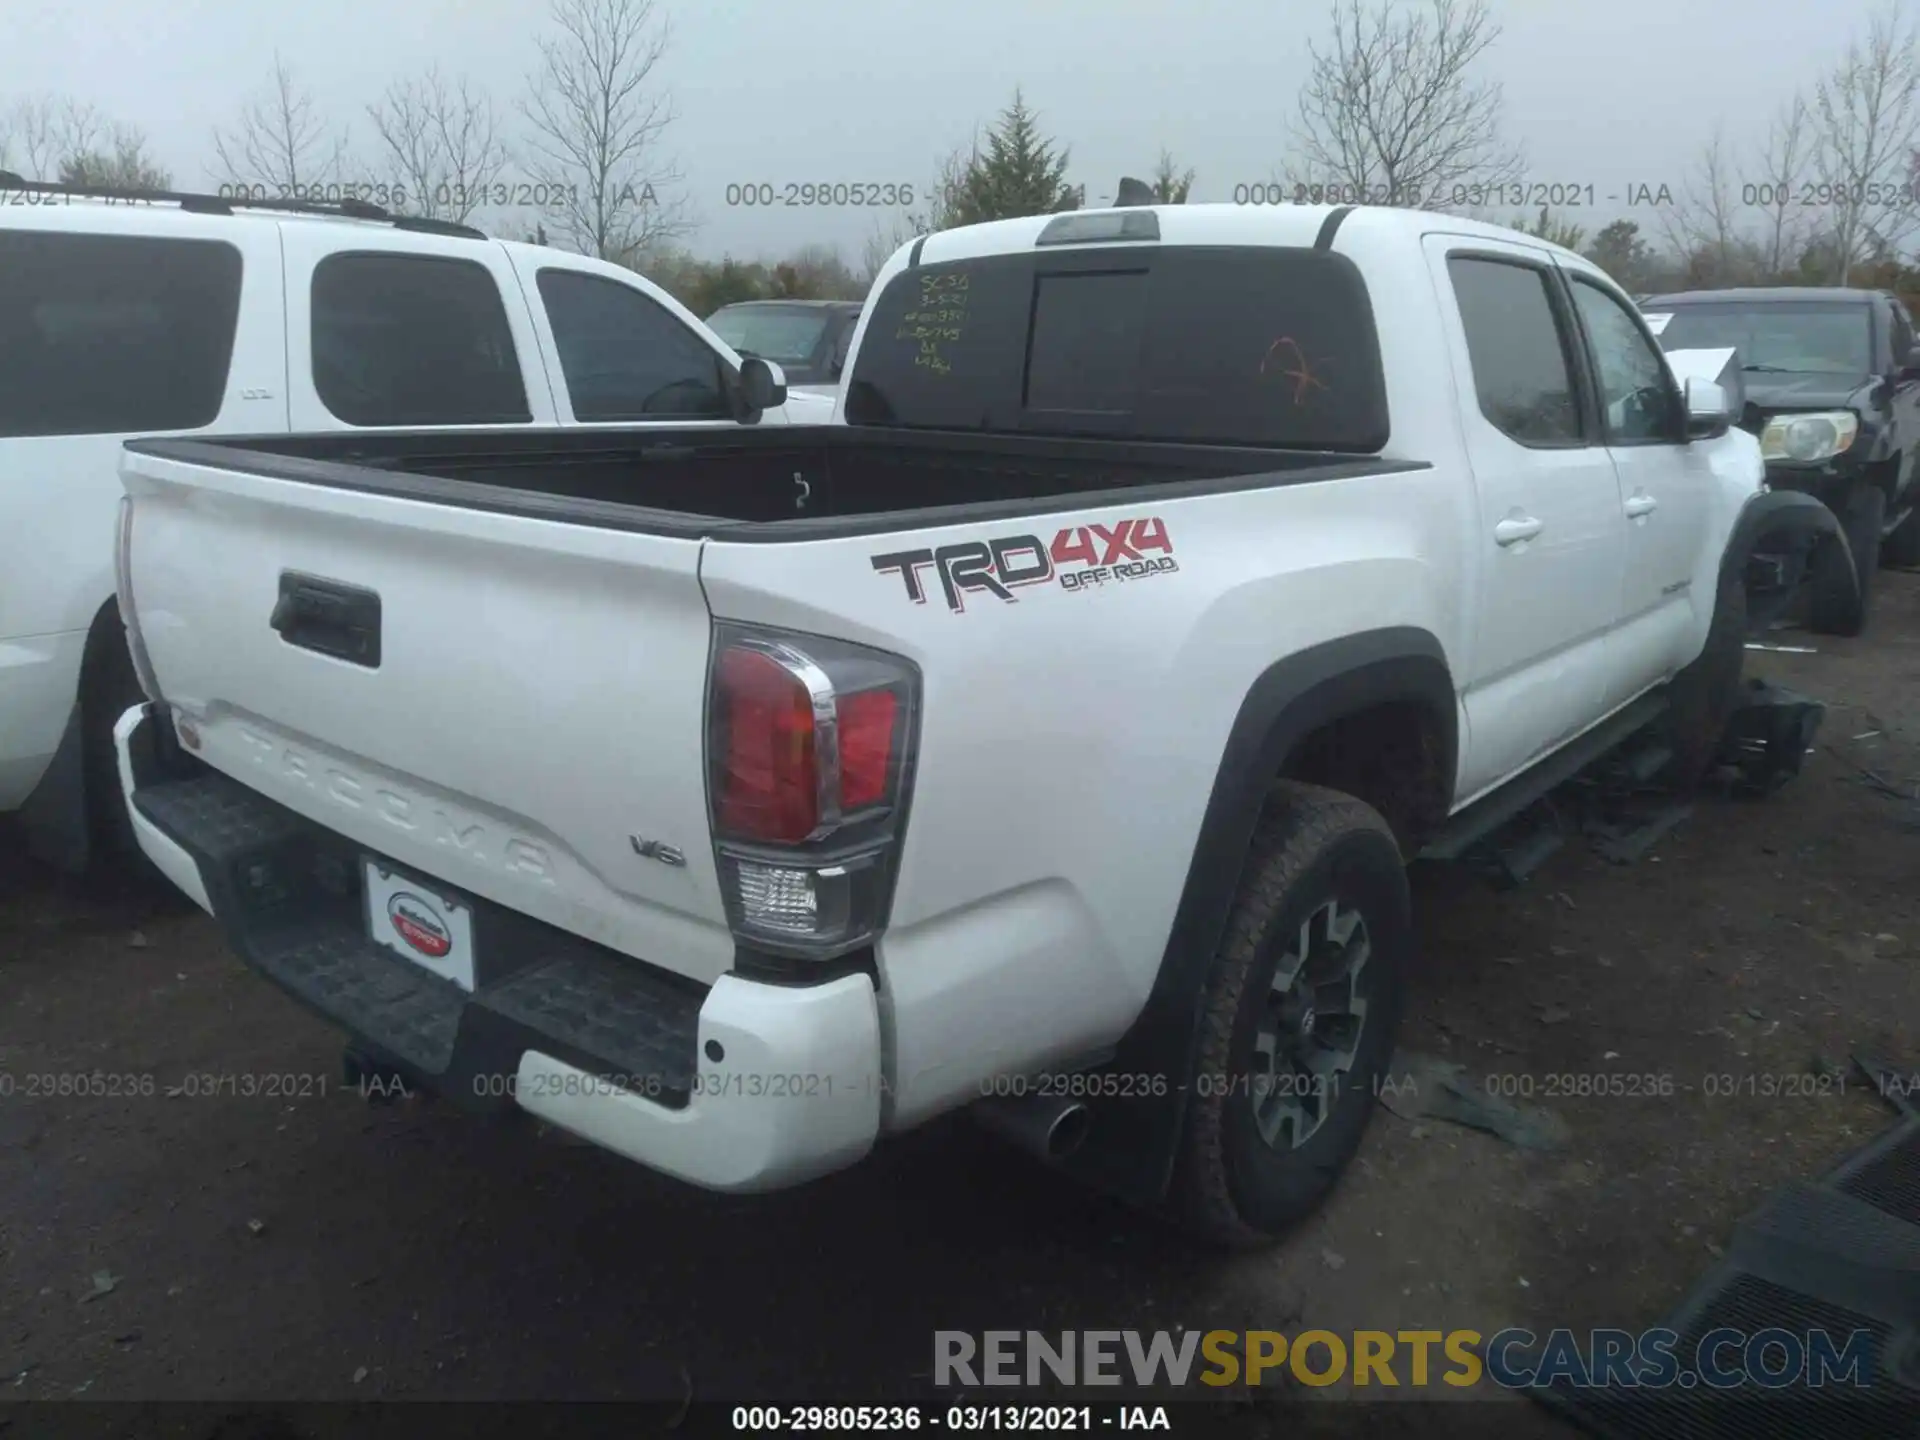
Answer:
127 427 1422 539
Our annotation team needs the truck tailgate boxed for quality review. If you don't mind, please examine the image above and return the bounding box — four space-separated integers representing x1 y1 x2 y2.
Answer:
120 447 735 985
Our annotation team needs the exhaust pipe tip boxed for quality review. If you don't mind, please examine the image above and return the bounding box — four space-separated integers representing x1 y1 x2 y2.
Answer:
973 1094 1093 1162
1046 1102 1092 1158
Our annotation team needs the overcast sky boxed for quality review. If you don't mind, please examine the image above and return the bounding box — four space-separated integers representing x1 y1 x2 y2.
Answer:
0 0 1901 263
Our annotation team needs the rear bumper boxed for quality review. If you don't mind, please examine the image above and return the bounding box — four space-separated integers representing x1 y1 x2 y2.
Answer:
115 702 884 1192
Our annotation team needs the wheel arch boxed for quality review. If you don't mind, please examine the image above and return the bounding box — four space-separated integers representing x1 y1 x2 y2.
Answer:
1056 626 1456 1203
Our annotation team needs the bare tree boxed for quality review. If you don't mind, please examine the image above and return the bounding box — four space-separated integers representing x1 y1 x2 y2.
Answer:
1284 0 1522 210
1807 2 1920 283
519 0 689 259
211 56 350 195
859 225 901 287
367 68 509 222
1150 150 1195 203
1657 128 1757 286
2 97 110 180
1747 95 1815 278
61 124 171 191
859 140 975 284
1510 204 1584 250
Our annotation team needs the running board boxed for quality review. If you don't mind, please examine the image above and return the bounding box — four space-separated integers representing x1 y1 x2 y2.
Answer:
1418 693 1672 862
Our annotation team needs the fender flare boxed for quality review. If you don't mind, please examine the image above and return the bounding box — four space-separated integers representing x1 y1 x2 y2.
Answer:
1725 488 1843 575
1057 626 1457 1204
1726 487 1853 623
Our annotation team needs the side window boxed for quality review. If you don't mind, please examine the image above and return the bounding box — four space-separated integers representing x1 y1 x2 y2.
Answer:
1446 256 1582 445
535 270 730 421
0 232 242 438
1568 277 1680 444
311 253 531 427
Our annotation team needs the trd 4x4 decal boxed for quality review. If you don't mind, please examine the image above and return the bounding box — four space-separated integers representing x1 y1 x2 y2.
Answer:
872 518 1178 612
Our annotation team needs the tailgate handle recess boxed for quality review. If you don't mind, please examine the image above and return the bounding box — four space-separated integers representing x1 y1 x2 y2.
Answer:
270 571 382 668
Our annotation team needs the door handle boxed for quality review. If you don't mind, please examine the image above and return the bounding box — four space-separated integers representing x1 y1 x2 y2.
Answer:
1494 514 1544 546
271 571 382 668
1624 492 1658 519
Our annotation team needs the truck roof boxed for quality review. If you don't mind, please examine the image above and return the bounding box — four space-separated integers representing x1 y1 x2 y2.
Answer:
907 202 1594 269
0 172 488 243
1644 287 1880 307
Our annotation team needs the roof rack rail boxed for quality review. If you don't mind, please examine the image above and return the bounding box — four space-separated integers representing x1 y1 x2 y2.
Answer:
0 171 487 240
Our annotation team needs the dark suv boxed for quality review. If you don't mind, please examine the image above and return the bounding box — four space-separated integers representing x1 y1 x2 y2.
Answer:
705 299 863 389
1642 287 1920 634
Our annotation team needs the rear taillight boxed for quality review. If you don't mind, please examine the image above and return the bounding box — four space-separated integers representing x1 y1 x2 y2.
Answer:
707 625 919 961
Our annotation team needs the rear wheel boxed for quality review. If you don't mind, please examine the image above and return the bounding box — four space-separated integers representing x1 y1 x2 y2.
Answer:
1808 482 1886 636
1166 782 1409 1248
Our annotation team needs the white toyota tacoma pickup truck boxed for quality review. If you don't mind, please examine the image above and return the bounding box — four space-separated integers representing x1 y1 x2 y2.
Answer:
112 202 1835 1245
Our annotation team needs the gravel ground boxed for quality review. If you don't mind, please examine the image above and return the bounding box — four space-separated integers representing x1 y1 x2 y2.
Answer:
4 578 1918 1433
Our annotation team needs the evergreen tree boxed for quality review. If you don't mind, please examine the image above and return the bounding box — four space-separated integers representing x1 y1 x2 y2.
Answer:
948 90 1078 225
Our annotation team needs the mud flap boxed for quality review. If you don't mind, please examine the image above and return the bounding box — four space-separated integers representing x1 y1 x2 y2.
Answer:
1717 678 1826 796
16 701 90 874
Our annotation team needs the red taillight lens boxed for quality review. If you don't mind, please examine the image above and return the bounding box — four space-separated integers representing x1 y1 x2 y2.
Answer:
715 647 819 843
712 644 902 845
708 626 918 960
837 689 898 810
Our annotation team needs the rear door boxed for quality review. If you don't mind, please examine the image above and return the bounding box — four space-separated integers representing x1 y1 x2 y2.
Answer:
1559 266 1712 708
282 226 559 430
1425 236 1630 800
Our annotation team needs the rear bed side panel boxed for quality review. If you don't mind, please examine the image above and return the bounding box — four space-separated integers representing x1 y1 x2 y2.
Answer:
699 466 1471 1130
121 451 736 984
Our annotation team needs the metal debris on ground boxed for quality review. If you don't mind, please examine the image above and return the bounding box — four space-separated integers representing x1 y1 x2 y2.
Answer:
1378 1051 1572 1151
1824 745 1916 803
1528 1115 1920 1434
1587 801 1694 865
1717 679 1826 796
1743 641 1818 653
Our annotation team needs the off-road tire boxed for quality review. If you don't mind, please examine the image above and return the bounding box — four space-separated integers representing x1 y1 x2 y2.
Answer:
1661 562 1747 791
1808 482 1886 636
1166 781 1410 1249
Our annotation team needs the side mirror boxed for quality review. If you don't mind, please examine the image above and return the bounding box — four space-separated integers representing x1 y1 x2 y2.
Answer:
736 355 787 415
1899 341 1920 381
1684 377 1733 441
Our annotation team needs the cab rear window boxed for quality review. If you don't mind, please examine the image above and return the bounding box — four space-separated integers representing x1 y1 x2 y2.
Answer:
845 245 1389 451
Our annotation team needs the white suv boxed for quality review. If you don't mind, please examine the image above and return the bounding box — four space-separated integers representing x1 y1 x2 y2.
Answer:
0 176 828 872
